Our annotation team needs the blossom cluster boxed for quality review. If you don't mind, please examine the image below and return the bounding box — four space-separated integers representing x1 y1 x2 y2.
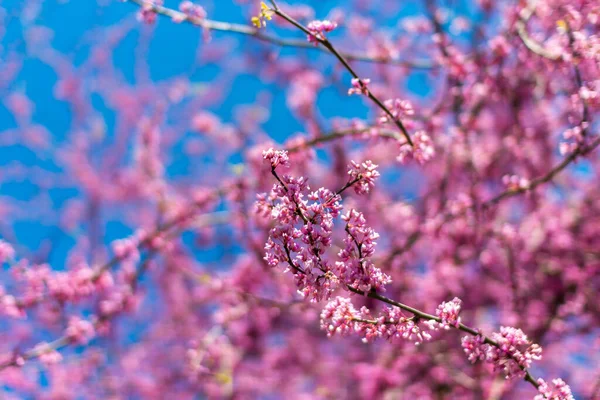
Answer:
65 316 96 345
0 240 15 264
559 125 588 155
111 230 146 264
177 1 206 21
435 297 462 328
348 78 370 96
257 149 388 301
2 262 113 315
379 98 415 124
336 209 390 292
347 160 379 195
257 171 342 301
502 174 531 191
534 378 575 400
137 0 162 24
306 20 338 44
397 130 435 164
320 297 438 345
262 148 290 169
462 326 542 380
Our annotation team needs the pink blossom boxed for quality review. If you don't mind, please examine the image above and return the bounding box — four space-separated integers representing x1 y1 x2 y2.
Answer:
321 298 437 345
360 306 437 345
489 36 511 58
286 70 324 118
488 326 542 379
1 294 24 319
559 142 579 155
137 1 163 24
336 209 391 292
175 1 206 22
534 378 575 400
262 148 289 169
502 174 531 191
258 167 343 301
65 316 96 345
462 333 487 363
379 98 414 124
463 327 542 380
348 78 370 96
0 0 596 397
191 111 220 133
307 20 338 44
0 240 15 264
5 92 33 120
47 272 76 302
347 160 379 195
397 131 435 164
111 230 145 263
320 296 359 337
436 297 462 328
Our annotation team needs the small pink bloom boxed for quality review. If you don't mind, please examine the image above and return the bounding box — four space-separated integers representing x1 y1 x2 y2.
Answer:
306 20 338 44
502 174 530 191
534 378 575 400
398 131 435 164
0 240 15 264
66 316 96 345
177 1 206 22
348 160 379 195
436 297 462 328
262 148 289 169
348 78 370 96
191 111 220 133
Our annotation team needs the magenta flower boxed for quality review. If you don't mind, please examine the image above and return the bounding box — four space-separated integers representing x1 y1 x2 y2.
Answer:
348 78 371 96
262 148 290 169
462 333 487 363
436 297 462 329
320 296 359 337
463 327 542 380
535 378 575 400
307 20 338 44
347 160 379 195
336 209 391 292
379 98 414 124
258 170 342 301
488 326 542 379
397 130 435 164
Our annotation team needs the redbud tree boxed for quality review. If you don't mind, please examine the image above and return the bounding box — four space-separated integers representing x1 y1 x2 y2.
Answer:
0 0 598 398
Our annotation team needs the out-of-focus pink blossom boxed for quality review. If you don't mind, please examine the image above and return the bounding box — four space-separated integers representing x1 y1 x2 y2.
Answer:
0 240 15 264
397 131 435 164
65 316 96 345
534 378 575 400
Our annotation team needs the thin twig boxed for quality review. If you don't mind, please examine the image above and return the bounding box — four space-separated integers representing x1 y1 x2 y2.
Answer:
266 4 414 146
124 0 434 69
515 0 561 61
